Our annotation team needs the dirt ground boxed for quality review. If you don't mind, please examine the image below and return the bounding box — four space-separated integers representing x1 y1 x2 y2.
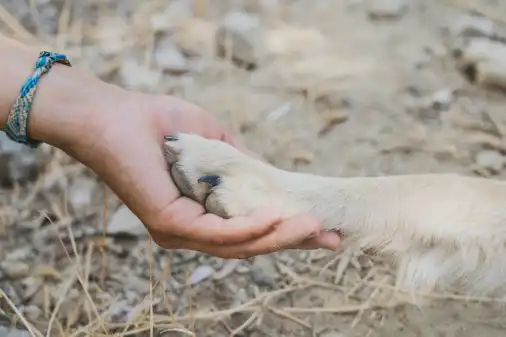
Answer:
2 0 506 336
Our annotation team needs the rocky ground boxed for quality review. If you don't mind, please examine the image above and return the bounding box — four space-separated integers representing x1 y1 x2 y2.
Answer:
1 0 506 336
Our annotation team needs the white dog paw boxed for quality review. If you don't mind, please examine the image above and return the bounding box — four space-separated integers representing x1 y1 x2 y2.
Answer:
163 133 287 218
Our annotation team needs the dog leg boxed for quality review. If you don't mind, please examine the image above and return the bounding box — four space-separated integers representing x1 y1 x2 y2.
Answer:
164 133 506 295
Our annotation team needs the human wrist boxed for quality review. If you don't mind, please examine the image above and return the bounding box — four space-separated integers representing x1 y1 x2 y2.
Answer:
0 36 126 151
26 62 126 150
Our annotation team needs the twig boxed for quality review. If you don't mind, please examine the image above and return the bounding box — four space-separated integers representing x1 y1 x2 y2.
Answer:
351 275 389 328
82 241 95 325
56 0 71 51
48 213 108 334
148 235 154 337
345 268 377 298
368 281 506 303
0 5 46 46
267 306 312 329
0 288 44 337
28 0 42 38
46 268 78 337
281 300 402 314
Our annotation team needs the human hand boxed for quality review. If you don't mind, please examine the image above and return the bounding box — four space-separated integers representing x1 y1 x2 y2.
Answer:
74 91 341 258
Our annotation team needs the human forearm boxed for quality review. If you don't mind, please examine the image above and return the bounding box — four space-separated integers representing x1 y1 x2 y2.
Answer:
0 36 125 149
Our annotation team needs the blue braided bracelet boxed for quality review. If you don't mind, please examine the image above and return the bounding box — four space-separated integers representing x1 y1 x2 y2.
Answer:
2 51 72 148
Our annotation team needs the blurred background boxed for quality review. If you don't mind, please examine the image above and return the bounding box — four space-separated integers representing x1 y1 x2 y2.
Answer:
1 0 506 336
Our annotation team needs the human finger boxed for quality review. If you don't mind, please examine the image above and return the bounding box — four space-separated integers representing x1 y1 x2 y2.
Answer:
287 231 341 250
155 198 284 245
157 213 323 258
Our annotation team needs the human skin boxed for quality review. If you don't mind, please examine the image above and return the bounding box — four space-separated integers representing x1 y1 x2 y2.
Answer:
0 35 341 258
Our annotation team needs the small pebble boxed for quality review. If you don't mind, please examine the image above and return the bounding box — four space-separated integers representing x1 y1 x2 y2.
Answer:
0 326 30 337
6 247 33 261
475 150 505 173
319 330 346 337
368 0 408 20
97 16 129 56
118 59 162 91
107 205 149 236
154 37 189 74
150 1 192 33
175 18 218 56
1 261 30 279
451 14 495 39
0 133 46 187
189 265 215 285
23 305 43 321
456 38 506 90
68 177 96 214
249 255 279 288
216 10 264 68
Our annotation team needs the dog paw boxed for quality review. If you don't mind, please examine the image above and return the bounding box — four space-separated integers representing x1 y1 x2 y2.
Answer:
163 133 289 218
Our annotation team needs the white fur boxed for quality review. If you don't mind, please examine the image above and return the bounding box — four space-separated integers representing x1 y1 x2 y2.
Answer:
164 133 506 296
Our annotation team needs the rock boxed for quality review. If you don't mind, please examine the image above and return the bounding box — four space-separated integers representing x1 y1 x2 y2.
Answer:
175 18 218 57
457 38 506 65
240 0 280 14
68 177 96 214
96 16 130 57
118 59 162 90
0 261 30 279
21 277 44 300
450 14 496 39
456 38 506 90
23 305 42 321
213 259 242 280
0 326 30 337
253 53 374 87
6 247 33 261
216 10 264 68
475 60 506 91
0 133 46 187
475 150 505 173
319 330 346 337
249 255 279 288
367 0 408 20
154 37 189 74
406 88 455 119
264 24 327 57
74 46 118 78
150 1 193 33
107 205 148 237
430 89 455 111
189 265 215 285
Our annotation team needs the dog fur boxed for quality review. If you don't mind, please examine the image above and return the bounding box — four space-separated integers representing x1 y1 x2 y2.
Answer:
163 133 506 297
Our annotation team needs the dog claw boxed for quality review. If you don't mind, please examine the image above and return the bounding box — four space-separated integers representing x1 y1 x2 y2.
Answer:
198 175 221 188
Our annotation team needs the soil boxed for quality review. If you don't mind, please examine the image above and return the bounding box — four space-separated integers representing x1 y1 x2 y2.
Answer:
1 0 506 336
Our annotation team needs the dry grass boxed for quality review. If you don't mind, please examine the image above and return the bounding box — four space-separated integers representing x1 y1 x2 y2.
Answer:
1 0 506 336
